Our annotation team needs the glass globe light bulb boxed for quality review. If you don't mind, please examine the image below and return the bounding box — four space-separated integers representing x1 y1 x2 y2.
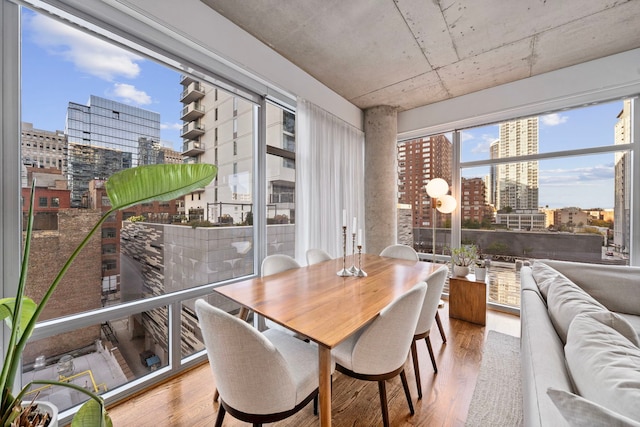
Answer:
425 178 449 198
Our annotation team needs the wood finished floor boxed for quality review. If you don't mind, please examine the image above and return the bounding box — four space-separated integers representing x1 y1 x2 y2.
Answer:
106 305 520 427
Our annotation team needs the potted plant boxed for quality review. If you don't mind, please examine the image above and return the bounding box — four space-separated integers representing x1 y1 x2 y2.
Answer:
0 163 217 427
450 245 478 277
474 259 487 282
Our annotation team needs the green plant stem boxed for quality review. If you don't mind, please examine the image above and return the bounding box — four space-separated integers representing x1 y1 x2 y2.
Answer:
6 208 115 397
0 182 36 417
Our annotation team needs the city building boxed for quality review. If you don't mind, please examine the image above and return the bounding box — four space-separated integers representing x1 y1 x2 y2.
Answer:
461 177 492 225
21 166 70 230
159 145 183 164
21 122 67 170
614 100 632 254
553 207 590 230
397 135 452 230
87 179 180 304
179 77 295 225
65 95 161 207
494 210 546 231
494 118 539 210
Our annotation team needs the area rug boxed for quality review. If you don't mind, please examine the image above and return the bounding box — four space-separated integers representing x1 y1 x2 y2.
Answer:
465 330 523 426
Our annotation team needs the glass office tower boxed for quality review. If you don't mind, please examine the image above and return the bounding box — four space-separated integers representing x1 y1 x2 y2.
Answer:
66 95 161 207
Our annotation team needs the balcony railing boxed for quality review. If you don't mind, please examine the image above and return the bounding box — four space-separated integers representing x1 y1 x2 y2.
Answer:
269 192 295 203
180 102 205 122
180 82 205 104
181 122 205 139
181 140 205 157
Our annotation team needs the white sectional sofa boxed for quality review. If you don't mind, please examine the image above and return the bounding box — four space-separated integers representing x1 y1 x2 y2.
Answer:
520 259 640 427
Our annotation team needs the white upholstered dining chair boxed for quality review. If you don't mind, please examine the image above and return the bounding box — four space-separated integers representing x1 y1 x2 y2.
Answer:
195 299 332 426
259 254 302 335
410 264 449 399
379 243 418 260
305 248 332 265
379 244 448 344
332 282 427 427
213 253 302 404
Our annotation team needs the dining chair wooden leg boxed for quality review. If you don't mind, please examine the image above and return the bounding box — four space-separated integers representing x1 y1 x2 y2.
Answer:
425 336 438 373
313 394 318 415
378 380 390 427
238 306 250 322
410 339 423 399
214 404 225 427
435 310 447 343
400 369 415 415
213 389 219 402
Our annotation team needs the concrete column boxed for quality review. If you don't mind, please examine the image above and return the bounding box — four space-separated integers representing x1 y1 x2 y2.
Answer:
364 106 398 255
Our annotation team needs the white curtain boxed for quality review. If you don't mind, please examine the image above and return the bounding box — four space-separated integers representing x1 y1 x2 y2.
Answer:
295 98 365 263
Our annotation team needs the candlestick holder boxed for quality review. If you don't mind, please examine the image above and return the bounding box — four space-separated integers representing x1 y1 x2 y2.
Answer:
348 232 358 274
355 245 367 277
337 225 353 276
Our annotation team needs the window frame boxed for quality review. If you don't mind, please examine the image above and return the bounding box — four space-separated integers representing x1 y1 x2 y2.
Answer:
0 2 281 422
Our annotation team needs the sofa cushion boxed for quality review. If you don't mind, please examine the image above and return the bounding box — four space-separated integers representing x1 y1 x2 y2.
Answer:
532 261 561 300
537 260 640 316
618 312 640 338
579 311 640 347
564 312 640 422
547 388 640 427
546 275 608 343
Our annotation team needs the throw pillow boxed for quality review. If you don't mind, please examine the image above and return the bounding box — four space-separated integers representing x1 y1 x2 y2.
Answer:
547 388 640 427
579 310 640 347
564 313 640 422
532 262 560 300
546 275 607 343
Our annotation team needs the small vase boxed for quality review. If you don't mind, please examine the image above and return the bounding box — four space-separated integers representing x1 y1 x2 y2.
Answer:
453 265 469 277
475 267 487 282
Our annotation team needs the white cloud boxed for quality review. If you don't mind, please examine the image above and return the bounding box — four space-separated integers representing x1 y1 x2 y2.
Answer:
26 13 142 81
161 122 183 131
540 113 569 127
110 83 151 105
540 163 614 185
460 131 474 142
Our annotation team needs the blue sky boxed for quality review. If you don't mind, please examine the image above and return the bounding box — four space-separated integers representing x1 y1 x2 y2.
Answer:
21 8 624 209
21 8 184 151
460 101 624 209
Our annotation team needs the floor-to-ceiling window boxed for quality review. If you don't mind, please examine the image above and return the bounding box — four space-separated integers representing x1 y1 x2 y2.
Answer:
1 3 296 422
400 98 636 311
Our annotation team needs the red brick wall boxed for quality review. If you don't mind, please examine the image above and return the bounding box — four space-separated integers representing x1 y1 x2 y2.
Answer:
22 209 103 364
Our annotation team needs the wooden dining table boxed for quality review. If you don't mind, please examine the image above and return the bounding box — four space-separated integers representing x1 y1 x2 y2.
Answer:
214 253 439 427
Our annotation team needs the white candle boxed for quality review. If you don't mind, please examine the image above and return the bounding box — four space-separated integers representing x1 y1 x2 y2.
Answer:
352 217 357 234
342 209 346 227
358 229 362 246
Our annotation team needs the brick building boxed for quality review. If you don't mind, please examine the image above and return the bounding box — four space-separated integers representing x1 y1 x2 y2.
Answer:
461 177 492 224
397 135 452 229
87 179 180 304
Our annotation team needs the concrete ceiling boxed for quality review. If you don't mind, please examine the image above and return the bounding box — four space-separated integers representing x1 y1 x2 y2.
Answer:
200 0 640 112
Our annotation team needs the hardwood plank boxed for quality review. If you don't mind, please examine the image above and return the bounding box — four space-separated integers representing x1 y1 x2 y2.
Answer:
106 306 520 427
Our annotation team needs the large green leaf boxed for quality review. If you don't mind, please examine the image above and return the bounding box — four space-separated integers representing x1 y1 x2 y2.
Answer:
0 298 36 340
71 399 112 427
105 164 217 211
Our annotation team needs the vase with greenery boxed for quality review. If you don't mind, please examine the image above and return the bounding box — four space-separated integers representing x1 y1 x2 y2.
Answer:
450 245 478 277
0 163 217 427
474 259 487 281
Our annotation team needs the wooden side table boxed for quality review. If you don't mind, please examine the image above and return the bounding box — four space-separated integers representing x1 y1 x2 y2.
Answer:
449 274 487 326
